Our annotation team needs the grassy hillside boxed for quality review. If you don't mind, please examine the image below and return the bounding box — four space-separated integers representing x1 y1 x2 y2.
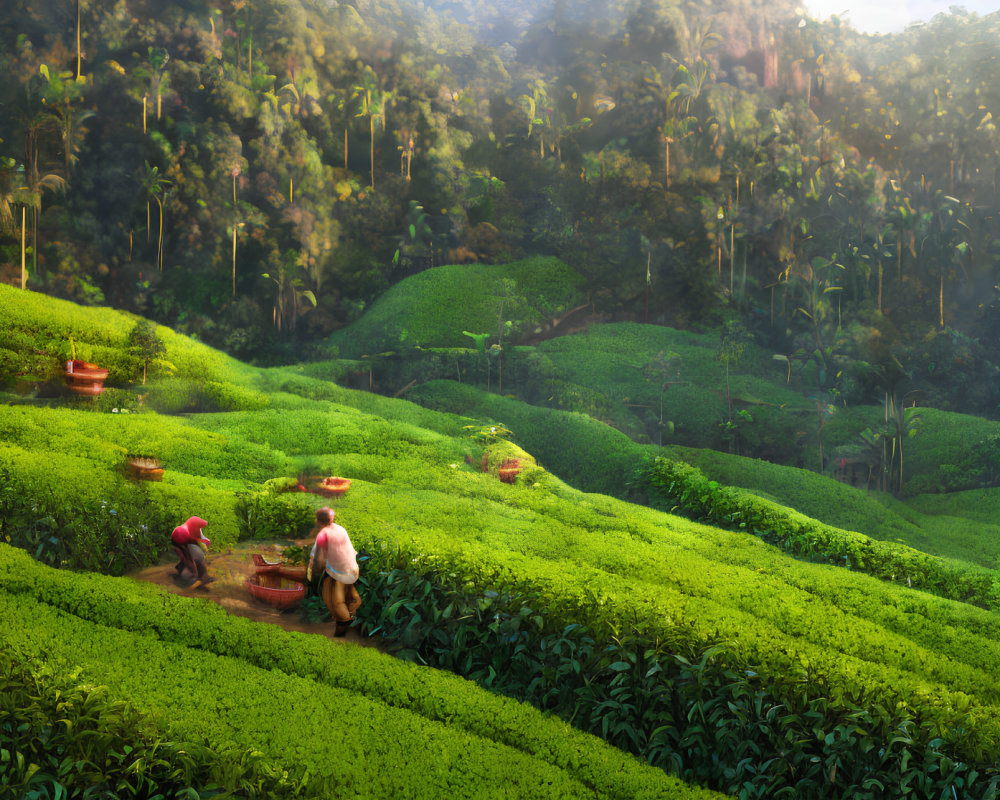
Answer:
321 264 1000 503
326 256 587 358
4 286 1000 797
1 547 711 799
409 377 1000 574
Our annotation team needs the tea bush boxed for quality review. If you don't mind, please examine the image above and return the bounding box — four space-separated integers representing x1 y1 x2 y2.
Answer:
0 284 255 389
0 545 721 800
410 379 649 499
141 376 270 414
261 368 474 436
661 445 914 541
662 444 1000 569
0 464 179 574
642 456 999 609
0 403 288 483
326 257 586 358
201 379 271 412
0 642 307 799
354 539 999 800
332 480 1000 758
0 593 598 798
0 444 242 554
902 408 1000 494
234 489 316 540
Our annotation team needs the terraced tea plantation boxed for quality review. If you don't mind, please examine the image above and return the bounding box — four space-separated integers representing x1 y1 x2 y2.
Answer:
3 284 1000 798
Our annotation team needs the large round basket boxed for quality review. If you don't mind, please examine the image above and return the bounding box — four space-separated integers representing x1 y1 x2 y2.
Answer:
126 456 164 482
64 360 109 396
314 476 351 497
245 573 306 610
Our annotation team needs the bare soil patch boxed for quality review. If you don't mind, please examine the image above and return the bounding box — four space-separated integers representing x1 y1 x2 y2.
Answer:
127 538 381 650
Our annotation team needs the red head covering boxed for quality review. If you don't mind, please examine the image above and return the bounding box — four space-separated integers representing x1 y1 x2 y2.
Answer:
171 516 210 548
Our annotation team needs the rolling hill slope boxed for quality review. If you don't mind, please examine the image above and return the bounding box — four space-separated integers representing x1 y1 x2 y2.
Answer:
4 284 1000 797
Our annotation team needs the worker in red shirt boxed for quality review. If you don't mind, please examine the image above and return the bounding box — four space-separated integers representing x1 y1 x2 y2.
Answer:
171 516 215 589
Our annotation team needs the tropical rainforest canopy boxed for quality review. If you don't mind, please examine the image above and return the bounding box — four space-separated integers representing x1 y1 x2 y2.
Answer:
3 0 1000 415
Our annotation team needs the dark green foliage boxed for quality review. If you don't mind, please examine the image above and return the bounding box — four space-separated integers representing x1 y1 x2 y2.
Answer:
0 465 174 575
642 456 1000 609
234 489 315 541
355 540 999 800
899 408 1000 495
0 643 306 799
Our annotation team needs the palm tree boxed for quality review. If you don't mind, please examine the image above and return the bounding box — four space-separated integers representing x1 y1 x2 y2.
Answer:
885 395 921 495
0 155 30 290
17 86 65 281
353 68 389 189
0 155 16 238
40 64 93 177
231 219 245 297
262 251 317 333
147 47 170 122
139 162 171 270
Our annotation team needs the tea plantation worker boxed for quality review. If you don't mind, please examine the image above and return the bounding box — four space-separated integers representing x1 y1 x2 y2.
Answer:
307 506 361 635
171 516 215 589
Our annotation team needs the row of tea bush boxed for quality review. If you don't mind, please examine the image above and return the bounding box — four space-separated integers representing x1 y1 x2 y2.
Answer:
0 544 717 800
352 537 998 799
643 456 1000 610
0 641 306 799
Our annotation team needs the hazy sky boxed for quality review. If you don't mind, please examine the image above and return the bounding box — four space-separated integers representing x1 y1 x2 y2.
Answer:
803 0 999 33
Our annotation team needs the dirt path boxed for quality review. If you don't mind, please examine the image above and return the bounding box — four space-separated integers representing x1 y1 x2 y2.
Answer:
127 539 380 649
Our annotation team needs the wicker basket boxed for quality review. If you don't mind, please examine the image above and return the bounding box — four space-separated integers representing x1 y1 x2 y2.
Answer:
314 476 351 497
245 573 305 610
251 553 283 574
64 360 109 396
126 456 164 482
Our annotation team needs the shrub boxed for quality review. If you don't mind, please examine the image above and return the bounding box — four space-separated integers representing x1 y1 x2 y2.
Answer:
201 380 271 412
0 464 175 575
0 642 307 799
235 489 316 540
141 376 203 414
140 377 270 414
642 456 999 609
353 538 998 800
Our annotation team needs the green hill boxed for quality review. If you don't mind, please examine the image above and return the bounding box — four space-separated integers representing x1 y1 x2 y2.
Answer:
5 287 1000 798
326 256 586 358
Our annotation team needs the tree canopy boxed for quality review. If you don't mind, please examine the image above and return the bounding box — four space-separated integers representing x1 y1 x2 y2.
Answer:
2 0 1000 416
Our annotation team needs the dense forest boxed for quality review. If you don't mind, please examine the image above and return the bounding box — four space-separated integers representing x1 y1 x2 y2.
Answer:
4 0 1000 415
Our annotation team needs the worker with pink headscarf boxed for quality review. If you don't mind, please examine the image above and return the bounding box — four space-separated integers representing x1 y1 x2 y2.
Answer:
171 516 215 589
307 506 361 634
